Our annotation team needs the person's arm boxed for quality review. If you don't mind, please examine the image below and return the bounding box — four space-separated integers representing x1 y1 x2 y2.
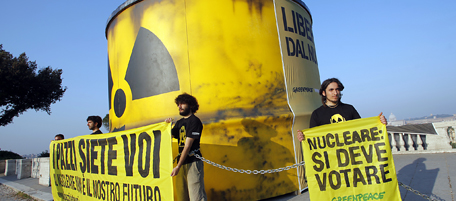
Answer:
297 130 305 142
165 118 177 138
379 112 387 125
171 137 195 176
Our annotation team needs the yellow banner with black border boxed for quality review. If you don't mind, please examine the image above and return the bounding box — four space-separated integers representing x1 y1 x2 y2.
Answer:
301 117 401 201
49 122 174 201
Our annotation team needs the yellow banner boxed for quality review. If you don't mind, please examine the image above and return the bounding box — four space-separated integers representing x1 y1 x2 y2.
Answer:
301 117 401 201
49 122 174 201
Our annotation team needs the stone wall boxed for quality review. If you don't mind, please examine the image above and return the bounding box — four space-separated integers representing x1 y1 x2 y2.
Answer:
4 160 16 176
2 157 50 186
434 121 456 146
31 158 40 178
17 159 32 179
15 160 19 175
38 158 50 186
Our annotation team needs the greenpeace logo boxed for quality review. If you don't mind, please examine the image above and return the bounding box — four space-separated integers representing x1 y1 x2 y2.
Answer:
293 87 317 93
332 192 385 201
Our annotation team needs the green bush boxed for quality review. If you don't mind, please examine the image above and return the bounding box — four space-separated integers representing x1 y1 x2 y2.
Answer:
0 150 23 160
38 150 49 157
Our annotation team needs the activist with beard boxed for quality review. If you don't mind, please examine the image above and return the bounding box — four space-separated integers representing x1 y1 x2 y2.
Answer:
87 115 103 134
165 93 207 201
297 78 387 141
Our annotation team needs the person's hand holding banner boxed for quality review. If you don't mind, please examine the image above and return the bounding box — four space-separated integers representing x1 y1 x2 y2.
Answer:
301 116 401 201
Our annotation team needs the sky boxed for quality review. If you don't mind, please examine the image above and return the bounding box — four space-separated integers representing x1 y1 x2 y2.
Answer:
0 0 455 155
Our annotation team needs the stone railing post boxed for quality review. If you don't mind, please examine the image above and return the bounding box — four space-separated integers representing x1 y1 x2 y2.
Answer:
420 135 428 150
394 133 403 151
416 135 424 151
410 134 418 150
403 134 412 151
388 133 397 152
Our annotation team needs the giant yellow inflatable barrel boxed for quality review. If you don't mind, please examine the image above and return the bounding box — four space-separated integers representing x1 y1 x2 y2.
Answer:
106 0 320 200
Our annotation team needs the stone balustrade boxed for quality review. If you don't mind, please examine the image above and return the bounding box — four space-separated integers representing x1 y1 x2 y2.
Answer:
388 132 453 153
387 121 455 153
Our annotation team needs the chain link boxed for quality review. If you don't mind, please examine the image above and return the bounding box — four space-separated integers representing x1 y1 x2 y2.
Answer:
194 153 439 200
398 182 439 201
194 153 305 174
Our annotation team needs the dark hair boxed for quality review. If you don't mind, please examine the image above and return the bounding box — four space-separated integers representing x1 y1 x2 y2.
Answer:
175 93 199 113
320 78 344 105
87 115 102 128
55 134 64 139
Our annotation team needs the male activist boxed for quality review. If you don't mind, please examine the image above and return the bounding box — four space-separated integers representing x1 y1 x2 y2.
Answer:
87 115 103 135
298 78 387 141
54 134 64 141
165 93 207 201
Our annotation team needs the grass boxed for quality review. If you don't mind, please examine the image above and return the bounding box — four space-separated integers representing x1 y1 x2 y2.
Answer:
15 191 37 201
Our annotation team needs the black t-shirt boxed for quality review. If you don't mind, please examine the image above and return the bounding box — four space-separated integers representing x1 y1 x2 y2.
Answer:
91 130 103 135
171 114 203 164
309 103 361 128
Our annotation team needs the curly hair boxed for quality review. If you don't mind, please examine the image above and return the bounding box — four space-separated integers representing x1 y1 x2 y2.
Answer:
175 93 199 113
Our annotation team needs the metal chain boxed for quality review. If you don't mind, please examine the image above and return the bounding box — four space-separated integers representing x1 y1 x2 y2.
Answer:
398 182 440 201
194 154 440 200
174 148 201 163
194 153 305 174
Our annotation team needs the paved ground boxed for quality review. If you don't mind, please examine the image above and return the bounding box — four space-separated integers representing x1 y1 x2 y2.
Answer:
1 152 456 201
394 153 456 201
0 176 52 201
265 152 456 201
0 183 37 201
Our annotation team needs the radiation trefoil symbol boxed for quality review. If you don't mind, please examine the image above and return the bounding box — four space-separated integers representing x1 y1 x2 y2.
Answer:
109 27 180 131
330 114 346 124
179 126 186 147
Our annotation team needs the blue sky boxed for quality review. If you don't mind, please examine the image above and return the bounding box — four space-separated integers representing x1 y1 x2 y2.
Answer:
1 0 455 155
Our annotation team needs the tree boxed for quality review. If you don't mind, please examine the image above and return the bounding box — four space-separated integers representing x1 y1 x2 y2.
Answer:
38 150 50 157
103 114 109 131
0 150 23 160
0 44 66 126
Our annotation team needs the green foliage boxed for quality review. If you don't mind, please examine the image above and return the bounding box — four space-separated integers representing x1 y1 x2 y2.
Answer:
103 113 109 131
451 142 456 149
38 150 50 157
0 150 23 160
15 191 36 201
0 44 67 126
